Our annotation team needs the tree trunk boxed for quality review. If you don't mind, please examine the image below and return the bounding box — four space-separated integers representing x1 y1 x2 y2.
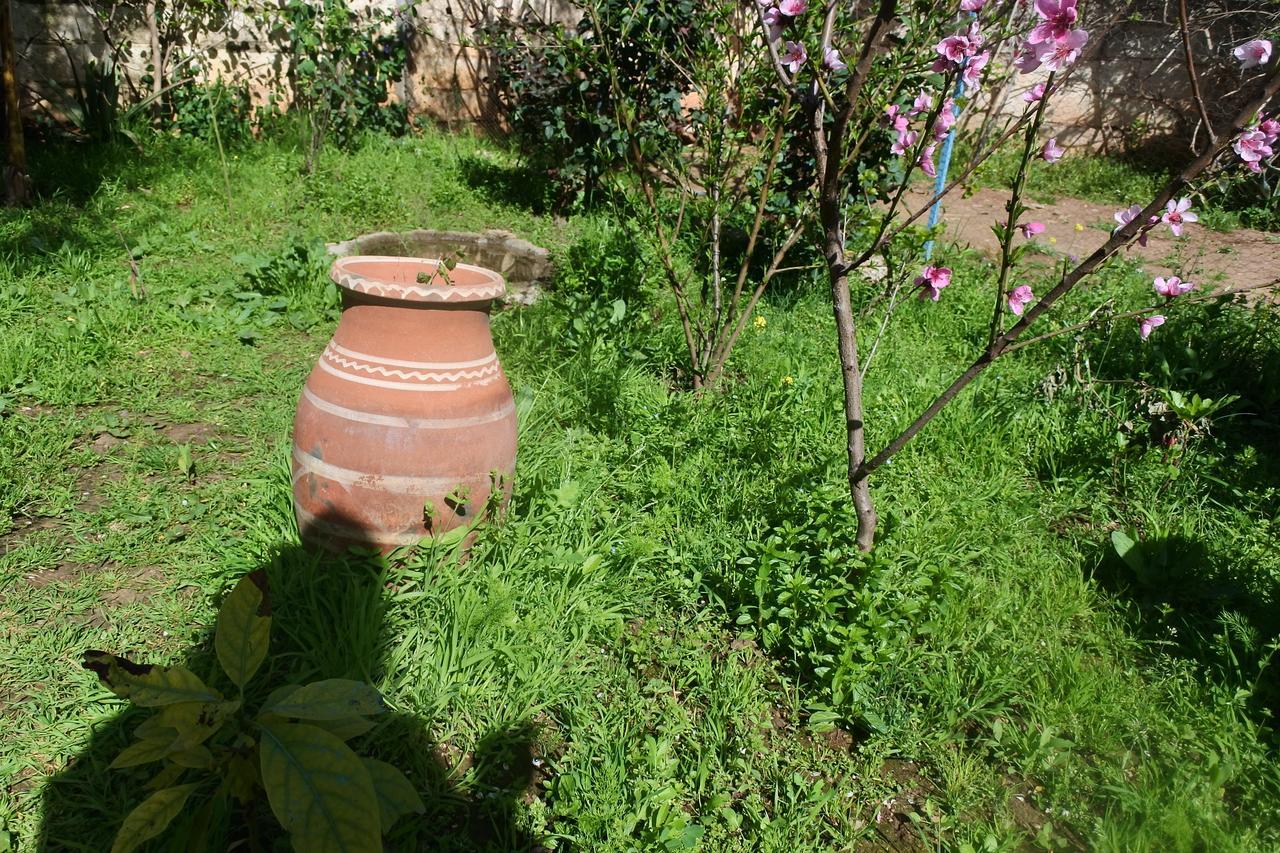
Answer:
0 0 28 206
827 256 878 552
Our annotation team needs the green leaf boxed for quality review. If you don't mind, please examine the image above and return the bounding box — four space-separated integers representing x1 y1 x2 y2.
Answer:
259 722 381 852
110 784 200 853
84 652 222 707
362 758 425 833
135 700 240 751
259 679 385 721
111 737 177 769
169 744 214 769
1110 529 1148 579
313 716 377 741
215 570 272 689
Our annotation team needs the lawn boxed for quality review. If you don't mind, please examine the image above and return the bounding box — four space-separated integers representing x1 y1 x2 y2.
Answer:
1 129 1279 851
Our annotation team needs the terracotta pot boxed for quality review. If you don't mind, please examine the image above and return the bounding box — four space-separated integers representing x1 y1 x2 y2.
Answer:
291 256 516 552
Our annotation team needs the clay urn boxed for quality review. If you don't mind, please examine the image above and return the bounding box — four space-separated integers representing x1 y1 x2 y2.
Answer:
291 256 517 552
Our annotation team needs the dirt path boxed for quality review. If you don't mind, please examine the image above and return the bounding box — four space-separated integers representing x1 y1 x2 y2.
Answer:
907 187 1280 289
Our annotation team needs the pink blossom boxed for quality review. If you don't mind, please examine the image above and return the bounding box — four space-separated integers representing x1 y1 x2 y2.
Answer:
966 20 985 49
1162 197 1198 237
934 99 957 139
1019 221 1046 238
1234 129 1274 173
915 265 953 301
908 90 933 118
1233 39 1272 70
782 41 807 73
891 129 918 156
962 50 990 89
761 6 784 41
1023 82 1046 103
1153 276 1194 298
919 143 937 178
960 0 987 9
1007 284 1035 316
778 0 807 16
1260 117 1280 144
823 47 846 71
1029 0 1079 46
1034 28 1089 71
1041 137 1064 163
884 104 909 133
936 35 972 65
1113 204 1156 247
1014 44 1042 74
1138 315 1165 341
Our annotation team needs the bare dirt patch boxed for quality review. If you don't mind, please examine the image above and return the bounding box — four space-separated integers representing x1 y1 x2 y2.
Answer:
909 187 1280 291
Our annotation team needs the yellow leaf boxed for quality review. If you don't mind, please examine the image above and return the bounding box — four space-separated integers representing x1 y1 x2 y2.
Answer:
259 722 381 852
110 784 200 853
215 570 272 689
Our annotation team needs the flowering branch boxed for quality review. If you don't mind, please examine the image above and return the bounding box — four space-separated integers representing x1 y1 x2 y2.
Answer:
854 66 1280 484
1000 278 1280 358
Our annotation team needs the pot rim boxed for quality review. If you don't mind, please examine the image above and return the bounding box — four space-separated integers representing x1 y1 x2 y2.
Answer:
330 255 506 304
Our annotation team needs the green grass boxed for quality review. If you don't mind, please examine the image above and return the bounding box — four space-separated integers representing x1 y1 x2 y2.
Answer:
1 129 1279 851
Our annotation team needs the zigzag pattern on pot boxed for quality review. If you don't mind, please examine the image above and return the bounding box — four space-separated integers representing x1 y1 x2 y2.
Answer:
321 343 501 383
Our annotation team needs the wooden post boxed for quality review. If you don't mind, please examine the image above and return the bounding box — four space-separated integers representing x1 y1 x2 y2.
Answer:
0 0 30 206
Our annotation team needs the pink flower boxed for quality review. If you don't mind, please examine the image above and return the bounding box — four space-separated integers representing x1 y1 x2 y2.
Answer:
936 35 973 65
761 6 784 40
823 47 846 71
782 41 807 73
1234 129 1274 173
1034 28 1089 71
1041 137 1064 163
1233 39 1272 70
1113 204 1156 247
891 129 918 156
1029 0 1079 46
1014 44 1042 74
1019 221 1046 238
960 0 987 10
966 20 985 50
778 0 807 16
884 104 909 133
919 144 937 178
908 90 932 118
1007 284 1035 316
962 50 990 89
1260 117 1280 144
1138 315 1165 341
1153 276 1194 298
1023 82 1046 103
915 265 953 301
1162 197 1198 237
934 99 957 139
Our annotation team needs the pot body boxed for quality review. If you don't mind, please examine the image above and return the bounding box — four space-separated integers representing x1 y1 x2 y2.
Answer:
291 256 516 552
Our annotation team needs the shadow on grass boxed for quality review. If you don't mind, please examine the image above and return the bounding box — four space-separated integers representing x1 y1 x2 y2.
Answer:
37 509 543 852
456 154 557 216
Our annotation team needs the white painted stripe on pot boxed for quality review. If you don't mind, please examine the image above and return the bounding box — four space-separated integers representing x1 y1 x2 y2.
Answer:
322 346 500 383
295 504 427 547
328 342 497 371
301 387 516 429
292 446 475 493
317 357 462 391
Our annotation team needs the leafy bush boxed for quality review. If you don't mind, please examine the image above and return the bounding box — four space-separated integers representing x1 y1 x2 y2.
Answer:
475 0 699 208
729 486 953 732
83 571 423 852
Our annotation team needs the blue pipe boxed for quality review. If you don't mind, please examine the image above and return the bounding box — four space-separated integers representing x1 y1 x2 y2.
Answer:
923 13 977 262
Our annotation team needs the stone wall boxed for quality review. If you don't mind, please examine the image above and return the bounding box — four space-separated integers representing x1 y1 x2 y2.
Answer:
12 1 1268 149
13 0 577 132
